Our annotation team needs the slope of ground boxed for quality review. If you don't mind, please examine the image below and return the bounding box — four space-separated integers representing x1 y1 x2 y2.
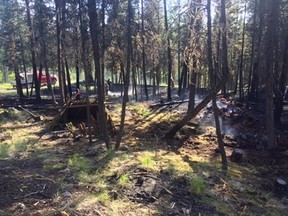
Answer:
0 94 288 216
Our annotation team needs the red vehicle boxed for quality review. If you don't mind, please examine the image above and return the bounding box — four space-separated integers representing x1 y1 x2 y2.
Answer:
20 72 57 86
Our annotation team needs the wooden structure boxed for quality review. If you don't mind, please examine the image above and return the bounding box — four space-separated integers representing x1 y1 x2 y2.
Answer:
50 98 115 136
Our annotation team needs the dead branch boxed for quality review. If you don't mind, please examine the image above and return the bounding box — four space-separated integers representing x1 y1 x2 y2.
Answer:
164 77 228 139
150 100 189 108
14 184 47 200
18 105 43 122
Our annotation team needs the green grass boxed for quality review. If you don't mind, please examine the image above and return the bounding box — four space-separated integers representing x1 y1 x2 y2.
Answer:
138 153 157 171
0 131 38 158
43 162 67 172
0 83 13 89
0 83 16 97
129 105 151 118
97 191 111 204
186 175 206 194
118 174 130 187
68 154 93 173
0 144 10 158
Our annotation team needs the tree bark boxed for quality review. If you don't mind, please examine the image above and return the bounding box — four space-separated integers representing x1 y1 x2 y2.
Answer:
88 0 111 148
25 0 41 103
141 0 149 100
264 0 280 148
164 0 172 101
209 0 227 170
55 0 65 103
238 2 246 101
115 0 133 149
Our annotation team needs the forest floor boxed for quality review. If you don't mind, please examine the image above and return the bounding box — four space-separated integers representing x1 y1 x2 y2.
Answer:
1 86 288 216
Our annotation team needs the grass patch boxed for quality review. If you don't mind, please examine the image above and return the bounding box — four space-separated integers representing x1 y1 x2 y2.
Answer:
0 132 39 157
77 171 108 189
0 144 10 158
186 175 206 194
204 197 236 215
118 173 130 187
97 191 111 205
44 162 66 172
157 151 193 176
68 154 93 173
138 152 157 171
0 83 16 96
129 104 151 118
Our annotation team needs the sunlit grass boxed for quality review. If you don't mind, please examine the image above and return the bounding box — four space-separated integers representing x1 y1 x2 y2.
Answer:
97 191 111 204
0 83 13 89
101 151 137 176
138 152 157 171
118 173 130 187
78 171 109 190
0 83 16 96
0 128 39 158
156 150 193 175
76 192 109 209
109 199 157 216
68 154 93 173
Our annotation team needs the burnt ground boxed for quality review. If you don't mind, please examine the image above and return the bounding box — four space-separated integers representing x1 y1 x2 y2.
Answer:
0 94 288 216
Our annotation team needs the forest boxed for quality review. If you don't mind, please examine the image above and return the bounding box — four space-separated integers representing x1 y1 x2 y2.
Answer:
0 0 288 215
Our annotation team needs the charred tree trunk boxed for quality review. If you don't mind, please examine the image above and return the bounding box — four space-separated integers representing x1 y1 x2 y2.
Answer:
247 0 258 99
164 0 172 101
188 58 197 110
55 0 65 103
79 0 93 88
25 0 41 103
65 60 72 98
141 0 149 100
264 0 280 148
275 32 288 124
88 0 111 148
116 0 133 149
238 2 246 101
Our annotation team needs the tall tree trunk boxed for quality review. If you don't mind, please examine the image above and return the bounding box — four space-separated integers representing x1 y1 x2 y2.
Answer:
238 2 246 101
275 33 288 124
88 0 111 148
177 0 181 94
264 0 280 148
101 0 106 95
132 39 138 101
55 0 65 103
20 39 29 96
250 0 264 100
141 0 149 100
25 0 41 103
209 0 227 170
61 0 69 99
116 0 133 149
164 0 172 101
188 59 197 110
220 0 230 80
65 60 72 98
247 0 258 99
44 51 56 104
79 0 93 88
188 0 202 110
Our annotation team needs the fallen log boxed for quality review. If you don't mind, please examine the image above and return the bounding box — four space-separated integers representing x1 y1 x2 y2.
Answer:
164 76 228 139
150 99 189 108
18 105 44 122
